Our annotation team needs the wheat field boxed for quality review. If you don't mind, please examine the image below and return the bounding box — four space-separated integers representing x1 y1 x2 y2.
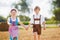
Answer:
0 27 60 40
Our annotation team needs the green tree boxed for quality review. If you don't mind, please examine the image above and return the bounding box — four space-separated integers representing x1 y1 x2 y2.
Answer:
53 8 60 21
18 15 30 21
52 0 60 8
0 16 7 22
52 0 60 21
14 0 29 13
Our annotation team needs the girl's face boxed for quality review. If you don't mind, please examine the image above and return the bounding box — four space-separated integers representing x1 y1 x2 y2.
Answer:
34 9 40 14
11 11 17 17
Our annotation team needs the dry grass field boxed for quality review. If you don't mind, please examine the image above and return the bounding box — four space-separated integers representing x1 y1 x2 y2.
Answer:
0 27 60 40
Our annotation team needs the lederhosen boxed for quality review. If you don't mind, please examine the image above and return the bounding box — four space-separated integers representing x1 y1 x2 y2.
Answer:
33 15 41 35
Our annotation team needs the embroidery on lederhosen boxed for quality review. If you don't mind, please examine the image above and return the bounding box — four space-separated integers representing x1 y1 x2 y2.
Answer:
33 15 41 24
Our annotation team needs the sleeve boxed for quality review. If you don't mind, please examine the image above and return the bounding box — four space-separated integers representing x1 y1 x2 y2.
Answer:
7 17 11 25
30 15 34 24
41 15 45 25
17 17 20 22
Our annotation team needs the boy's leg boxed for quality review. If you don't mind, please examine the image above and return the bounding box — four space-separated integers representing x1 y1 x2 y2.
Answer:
38 35 41 40
37 25 41 40
33 32 38 40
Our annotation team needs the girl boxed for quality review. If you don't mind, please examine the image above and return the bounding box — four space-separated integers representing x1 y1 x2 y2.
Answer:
7 9 26 40
27 6 46 40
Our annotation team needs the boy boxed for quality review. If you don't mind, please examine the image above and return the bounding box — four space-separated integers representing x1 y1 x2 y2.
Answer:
27 6 46 40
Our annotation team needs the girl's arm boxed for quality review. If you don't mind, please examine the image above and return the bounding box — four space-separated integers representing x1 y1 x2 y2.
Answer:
17 17 25 28
7 17 11 26
7 21 11 26
19 22 25 28
26 22 31 30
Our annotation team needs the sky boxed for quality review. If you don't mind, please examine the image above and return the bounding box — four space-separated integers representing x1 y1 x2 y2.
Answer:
0 0 53 19
0 0 19 17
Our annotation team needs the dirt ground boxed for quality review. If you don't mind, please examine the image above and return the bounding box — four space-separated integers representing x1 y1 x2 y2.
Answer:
0 28 60 40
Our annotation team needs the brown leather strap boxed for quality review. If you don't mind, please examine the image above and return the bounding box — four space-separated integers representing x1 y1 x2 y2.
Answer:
33 15 41 24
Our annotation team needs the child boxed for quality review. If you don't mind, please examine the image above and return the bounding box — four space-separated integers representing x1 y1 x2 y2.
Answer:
27 6 46 40
7 9 26 40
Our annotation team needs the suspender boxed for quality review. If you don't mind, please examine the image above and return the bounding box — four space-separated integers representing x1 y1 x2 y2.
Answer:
33 15 35 24
10 17 18 25
33 15 41 24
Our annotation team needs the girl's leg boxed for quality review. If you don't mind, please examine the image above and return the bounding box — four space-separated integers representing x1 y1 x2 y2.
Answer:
38 35 41 40
10 35 13 40
13 37 18 40
33 32 38 40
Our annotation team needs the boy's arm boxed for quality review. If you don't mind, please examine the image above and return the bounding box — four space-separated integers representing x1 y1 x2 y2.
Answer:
28 15 34 28
42 21 46 30
28 15 34 29
41 16 46 30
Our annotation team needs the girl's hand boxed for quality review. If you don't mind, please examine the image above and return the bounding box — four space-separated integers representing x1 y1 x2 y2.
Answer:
25 26 29 30
25 27 28 30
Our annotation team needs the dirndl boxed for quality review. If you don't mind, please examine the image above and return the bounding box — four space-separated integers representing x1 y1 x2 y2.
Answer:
9 25 18 40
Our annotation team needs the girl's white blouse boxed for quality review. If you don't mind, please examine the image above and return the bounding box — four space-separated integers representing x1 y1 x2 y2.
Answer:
7 17 20 25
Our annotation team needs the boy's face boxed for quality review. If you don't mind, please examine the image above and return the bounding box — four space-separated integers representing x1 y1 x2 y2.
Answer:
11 11 17 16
34 9 40 14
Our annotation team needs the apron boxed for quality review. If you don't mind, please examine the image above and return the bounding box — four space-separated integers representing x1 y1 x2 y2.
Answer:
33 15 41 35
9 17 18 40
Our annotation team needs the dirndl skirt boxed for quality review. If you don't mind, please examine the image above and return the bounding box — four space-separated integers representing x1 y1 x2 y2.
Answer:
9 26 18 39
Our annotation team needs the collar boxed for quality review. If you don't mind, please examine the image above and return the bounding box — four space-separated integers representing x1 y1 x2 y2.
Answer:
33 13 41 16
